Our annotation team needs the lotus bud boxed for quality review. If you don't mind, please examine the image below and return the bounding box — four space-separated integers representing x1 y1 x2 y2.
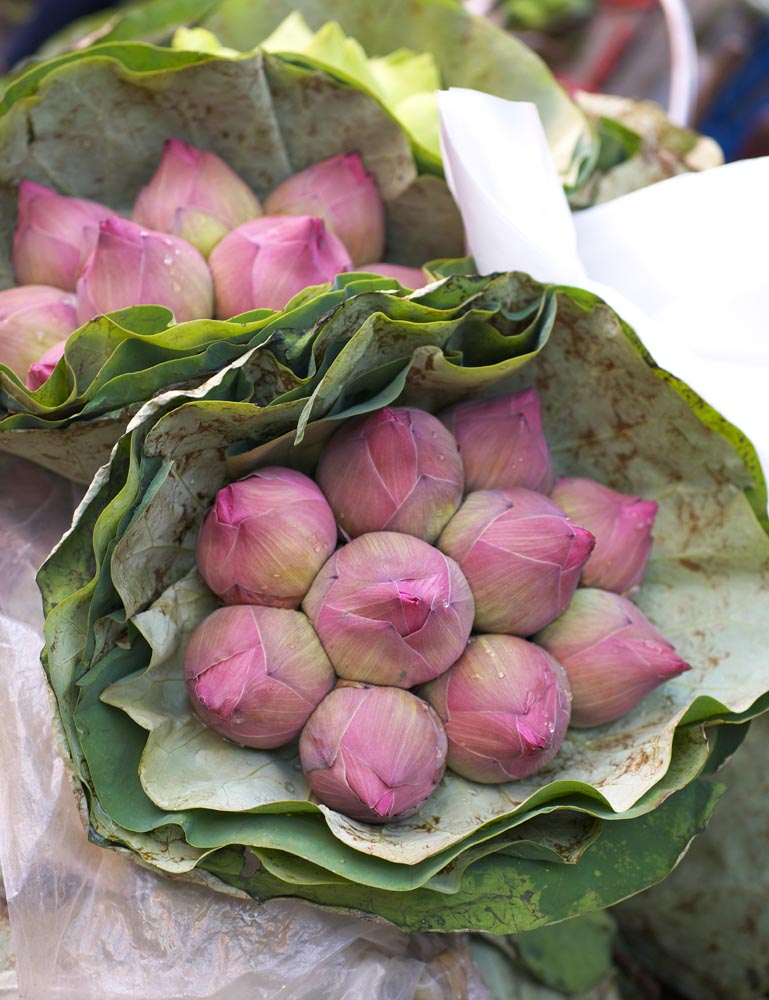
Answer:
303 532 474 688
359 262 426 288
184 605 335 748
13 180 116 291
0 285 77 378
316 406 464 543
550 477 658 595
263 153 385 266
27 338 66 391
208 215 351 317
534 589 691 727
132 138 262 257
76 218 214 324
420 634 571 783
299 684 448 823
438 388 553 493
197 467 338 609
438 488 595 636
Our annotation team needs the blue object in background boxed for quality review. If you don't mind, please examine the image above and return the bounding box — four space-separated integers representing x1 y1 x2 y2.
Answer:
698 18 769 160
3 0 115 68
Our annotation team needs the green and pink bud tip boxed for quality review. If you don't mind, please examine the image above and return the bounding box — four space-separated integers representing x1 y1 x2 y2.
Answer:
315 406 464 543
13 180 116 291
420 634 571 783
208 215 351 317
534 589 691 727
438 488 595 636
438 388 554 494
132 138 262 257
299 683 448 823
184 605 335 748
550 477 658 595
302 531 474 688
197 467 338 609
0 285 77 381
76 217 214 325
263 152 385 266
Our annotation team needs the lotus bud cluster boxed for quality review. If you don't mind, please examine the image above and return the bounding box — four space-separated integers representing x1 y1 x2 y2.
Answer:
535 589 690 727
316 406 464 542
188 388 690 824
420 635 571 783
550 477 658 595
302 532 474 687
184 605 335 748
197 467 337 608
5 143 390 385
299 684 447 823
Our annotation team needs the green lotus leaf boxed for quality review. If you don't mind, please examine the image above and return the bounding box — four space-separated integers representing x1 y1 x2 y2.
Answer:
0 44 463 480
38 269 768 929
33 0 596 186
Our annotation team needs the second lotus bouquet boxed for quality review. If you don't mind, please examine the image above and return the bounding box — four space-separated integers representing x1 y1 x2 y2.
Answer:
38 267 769 932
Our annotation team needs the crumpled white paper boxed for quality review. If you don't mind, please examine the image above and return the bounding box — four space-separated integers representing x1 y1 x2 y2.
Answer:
0 453 489 1000
438 87 769 480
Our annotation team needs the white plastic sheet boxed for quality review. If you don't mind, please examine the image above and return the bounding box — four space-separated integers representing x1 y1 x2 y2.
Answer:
438 88 769 480
0 453 489 999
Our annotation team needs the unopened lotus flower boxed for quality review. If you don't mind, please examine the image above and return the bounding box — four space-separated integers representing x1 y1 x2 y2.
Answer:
420 634 571 783
13 180 116 291
27 339 66 391
535 589 691 727
76 217 214 324
303 532 474 687
299 684 448 823
438 488 595 635
550 477 658 594
185 605 335 748
0 285 77 378
263 152 385 266
208 215 352 317
197 467 338 608
438 388 553 493
132 138 262 257
359 262 426 287
316 406 464 542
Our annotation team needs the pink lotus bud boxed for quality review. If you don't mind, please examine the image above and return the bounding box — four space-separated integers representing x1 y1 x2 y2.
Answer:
316 407 464 543
534 589 691 727
420 634 571 783
13 180 116 291
76 218 214 325
184 604 335 748
133 139 262 257
197 467 338 609
263 153 385 266
550 477 658 595
302 532 474 688
0 285 77 378
27 338 66 390
438 488 595 636
357 263 426 288
209 215 352 317
438 388 553 493
300 684 447 823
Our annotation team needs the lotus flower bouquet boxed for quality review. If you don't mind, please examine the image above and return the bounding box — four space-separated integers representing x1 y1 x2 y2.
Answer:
0 40 466 481
37 268 769 932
